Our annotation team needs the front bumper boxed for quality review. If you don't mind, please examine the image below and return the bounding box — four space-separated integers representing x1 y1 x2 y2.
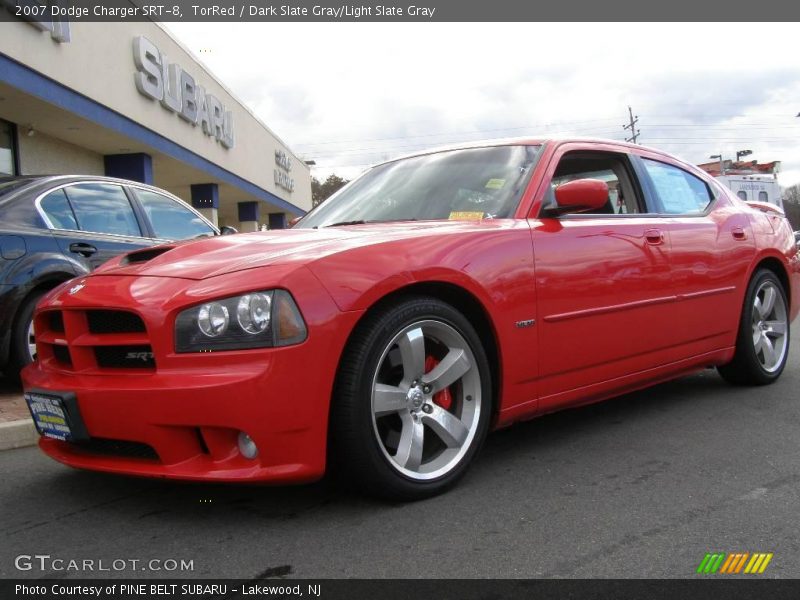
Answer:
21 268 360 483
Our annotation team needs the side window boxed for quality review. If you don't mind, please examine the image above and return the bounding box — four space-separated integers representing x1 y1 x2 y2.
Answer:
135 189 215 240
758 191 768 202
737 190 748 201
64 183 141 237
39 189 79 230
642 159 713 215
550 152 641 215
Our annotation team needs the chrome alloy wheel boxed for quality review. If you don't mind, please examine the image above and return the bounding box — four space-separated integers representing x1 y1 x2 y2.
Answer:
751 280 788 373
370 320 482 481
27 319 37 362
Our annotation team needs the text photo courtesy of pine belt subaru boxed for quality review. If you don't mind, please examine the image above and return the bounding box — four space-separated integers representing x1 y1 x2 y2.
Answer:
21 139 799 500
0 175 233 380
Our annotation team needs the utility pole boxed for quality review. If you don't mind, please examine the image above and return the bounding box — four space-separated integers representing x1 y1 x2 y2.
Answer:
623 106 640 144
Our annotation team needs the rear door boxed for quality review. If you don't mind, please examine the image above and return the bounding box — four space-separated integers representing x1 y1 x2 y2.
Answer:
635 156 755 357
38 182 155 270
530 144 675 411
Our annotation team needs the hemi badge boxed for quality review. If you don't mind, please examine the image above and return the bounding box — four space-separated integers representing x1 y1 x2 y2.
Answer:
515 319 536 328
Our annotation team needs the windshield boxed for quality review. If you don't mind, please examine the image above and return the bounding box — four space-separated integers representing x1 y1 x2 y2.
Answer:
298 145 541 228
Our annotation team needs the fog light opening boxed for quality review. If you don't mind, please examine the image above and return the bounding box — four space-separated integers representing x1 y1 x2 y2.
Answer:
238 431 259 460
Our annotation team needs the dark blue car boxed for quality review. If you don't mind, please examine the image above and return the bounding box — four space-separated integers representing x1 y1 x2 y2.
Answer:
0 175 223 377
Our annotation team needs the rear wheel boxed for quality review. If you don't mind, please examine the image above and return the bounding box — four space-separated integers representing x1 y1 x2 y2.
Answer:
718 269 790 385
331 296 492 500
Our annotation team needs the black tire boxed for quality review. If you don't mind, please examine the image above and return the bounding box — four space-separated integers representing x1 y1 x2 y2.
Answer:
330 296 493 501
718 269 790 386
9 290 47 379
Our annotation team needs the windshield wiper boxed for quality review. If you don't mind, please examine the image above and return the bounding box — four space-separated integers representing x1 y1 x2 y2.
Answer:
316 218 419 229
324 220 368 227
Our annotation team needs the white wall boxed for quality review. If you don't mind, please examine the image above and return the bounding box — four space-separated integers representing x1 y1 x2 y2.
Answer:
17 130 104 176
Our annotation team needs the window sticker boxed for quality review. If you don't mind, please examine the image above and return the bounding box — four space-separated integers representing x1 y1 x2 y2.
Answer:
485 178 506 190
449 211 485 220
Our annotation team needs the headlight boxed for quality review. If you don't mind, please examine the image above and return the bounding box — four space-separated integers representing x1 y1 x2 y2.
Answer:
175 290 307 352
198 302 230 337
237 293 271 334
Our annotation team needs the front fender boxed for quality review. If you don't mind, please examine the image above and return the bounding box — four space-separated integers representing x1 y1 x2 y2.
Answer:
306 221 541 414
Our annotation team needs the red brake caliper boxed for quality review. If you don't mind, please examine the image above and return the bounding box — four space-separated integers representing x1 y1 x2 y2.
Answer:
424 356 453 410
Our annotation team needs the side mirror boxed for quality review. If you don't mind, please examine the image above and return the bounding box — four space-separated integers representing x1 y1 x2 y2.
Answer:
219 225 238 235
288 216 302 228
548 179 610 216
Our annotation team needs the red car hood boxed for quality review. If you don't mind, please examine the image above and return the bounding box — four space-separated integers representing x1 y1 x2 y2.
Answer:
93 221 494 280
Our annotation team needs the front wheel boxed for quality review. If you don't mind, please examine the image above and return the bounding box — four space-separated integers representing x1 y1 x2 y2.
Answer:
9 290 46 377
331 296 493 500
718 269 790 385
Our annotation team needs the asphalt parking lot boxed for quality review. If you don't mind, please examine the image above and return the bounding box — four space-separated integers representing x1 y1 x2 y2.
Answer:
1 321 798 579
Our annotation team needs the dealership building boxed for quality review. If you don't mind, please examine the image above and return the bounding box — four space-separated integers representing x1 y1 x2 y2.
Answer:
0 14 311 230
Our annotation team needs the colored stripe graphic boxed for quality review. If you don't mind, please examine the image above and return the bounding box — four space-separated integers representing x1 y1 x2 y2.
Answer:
698 552 773 574
697 553 726 574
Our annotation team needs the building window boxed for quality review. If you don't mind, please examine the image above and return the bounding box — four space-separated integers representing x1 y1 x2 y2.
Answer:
0 119 18 176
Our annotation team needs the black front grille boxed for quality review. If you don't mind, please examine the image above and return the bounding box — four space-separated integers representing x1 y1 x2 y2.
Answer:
72 438 158 461
87 310 145 334
52 345 72 367
48 311 65 333
94 345 155 369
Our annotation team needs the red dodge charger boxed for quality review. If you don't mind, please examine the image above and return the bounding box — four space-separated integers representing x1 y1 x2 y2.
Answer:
22 138 800 499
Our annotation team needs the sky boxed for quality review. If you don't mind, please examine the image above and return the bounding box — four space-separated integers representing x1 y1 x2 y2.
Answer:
165 22 800 187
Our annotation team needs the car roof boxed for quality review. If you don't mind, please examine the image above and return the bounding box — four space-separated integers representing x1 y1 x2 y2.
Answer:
376 136 678 166
0 174 166 191
0 175 194 208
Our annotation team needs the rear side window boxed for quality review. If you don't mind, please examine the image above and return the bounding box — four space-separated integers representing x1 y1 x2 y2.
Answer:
134 189 215 240
40 189 79 230
64 183 141 237
642 159 713 215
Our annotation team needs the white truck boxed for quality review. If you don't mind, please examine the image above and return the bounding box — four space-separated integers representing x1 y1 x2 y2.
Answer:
716 173 783 210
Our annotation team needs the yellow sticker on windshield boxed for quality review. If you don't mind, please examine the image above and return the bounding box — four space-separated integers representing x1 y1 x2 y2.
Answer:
449 211 484 221
485 178 506 190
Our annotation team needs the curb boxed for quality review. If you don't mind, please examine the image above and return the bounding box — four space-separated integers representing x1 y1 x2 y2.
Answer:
0 419 38 451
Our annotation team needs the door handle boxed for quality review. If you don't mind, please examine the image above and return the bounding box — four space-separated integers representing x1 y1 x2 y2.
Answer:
69 242 97 257
644 229 664 245
732 226 747 240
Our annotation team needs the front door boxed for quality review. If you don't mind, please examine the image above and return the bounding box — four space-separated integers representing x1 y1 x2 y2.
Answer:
530 147 674 411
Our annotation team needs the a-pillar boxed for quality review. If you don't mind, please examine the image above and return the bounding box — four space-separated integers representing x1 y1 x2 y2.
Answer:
190 183 219 227
238 201 260 233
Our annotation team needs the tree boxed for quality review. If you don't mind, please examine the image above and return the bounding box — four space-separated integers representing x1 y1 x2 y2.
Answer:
783 184 800 231
312 174 349 207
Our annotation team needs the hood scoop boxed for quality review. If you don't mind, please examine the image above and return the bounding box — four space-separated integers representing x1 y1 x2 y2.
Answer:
122 246 176 265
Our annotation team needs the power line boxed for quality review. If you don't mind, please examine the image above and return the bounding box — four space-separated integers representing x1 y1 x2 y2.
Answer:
295 114 800 152
623 106 640 144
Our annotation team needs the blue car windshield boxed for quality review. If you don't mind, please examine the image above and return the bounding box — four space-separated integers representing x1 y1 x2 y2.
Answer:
298 145 542 228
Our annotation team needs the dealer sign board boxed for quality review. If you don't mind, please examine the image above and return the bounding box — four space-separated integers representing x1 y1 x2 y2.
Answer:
274 149 295 193
133 36 235 149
